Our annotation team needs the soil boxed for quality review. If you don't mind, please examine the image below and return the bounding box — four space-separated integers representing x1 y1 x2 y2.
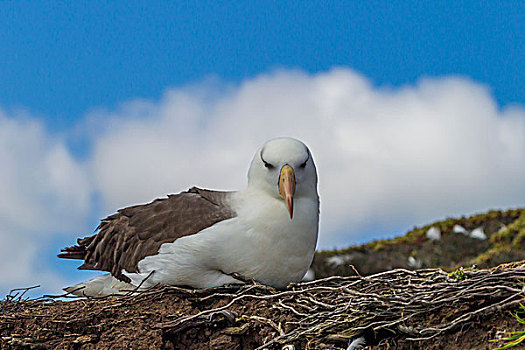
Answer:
1 270 523 350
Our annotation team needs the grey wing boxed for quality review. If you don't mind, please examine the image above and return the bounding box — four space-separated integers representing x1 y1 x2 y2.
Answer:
58 187 237 282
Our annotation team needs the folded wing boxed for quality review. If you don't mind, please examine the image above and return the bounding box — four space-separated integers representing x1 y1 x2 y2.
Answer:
58 187 237 282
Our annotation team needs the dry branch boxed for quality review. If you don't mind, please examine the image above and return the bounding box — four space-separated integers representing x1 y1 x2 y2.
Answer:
2 263 525 349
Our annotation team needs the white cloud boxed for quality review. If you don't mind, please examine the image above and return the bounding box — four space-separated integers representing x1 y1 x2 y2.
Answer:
0 113 92 232
88 69 525 246
0 112 92 296
1 68 525 295
0 228 66 297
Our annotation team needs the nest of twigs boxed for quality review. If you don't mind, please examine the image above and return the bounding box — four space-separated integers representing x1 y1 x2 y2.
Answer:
2 262 525 349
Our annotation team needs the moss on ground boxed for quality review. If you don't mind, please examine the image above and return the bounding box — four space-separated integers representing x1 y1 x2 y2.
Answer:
469 211 525 267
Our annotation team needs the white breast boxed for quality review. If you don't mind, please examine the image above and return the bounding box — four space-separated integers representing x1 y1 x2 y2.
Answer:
123 188 319 289
219 189 319 287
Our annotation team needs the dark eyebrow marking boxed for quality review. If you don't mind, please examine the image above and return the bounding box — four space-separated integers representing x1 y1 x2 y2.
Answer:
299 151 309 168
260 149 275 169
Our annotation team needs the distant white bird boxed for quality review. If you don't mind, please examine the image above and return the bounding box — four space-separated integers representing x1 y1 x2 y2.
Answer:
59 138 320 296
425 226 441 241
470 227 487 240
326 254 354 267
453 224 468 235
407 256 422 269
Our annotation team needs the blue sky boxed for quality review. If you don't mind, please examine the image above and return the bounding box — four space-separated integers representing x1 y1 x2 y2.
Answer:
1 1 524 127
1 2 524 297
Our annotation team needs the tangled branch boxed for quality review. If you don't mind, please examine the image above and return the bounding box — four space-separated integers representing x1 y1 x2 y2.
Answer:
2 264 524 349
155 265 525 348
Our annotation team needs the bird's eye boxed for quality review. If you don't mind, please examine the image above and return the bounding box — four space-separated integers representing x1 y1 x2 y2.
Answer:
263 160 275 169
260 151 275 169
299 160 307 168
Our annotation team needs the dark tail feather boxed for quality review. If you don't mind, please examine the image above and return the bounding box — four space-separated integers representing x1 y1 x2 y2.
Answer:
57 235 97 260
57 245 86 260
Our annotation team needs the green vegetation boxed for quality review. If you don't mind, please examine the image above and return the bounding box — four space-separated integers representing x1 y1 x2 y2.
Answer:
469 211 525 267
447 267 466 281
496 211 525 249
313 208 525 279
491 303 525 349
320 209 524 255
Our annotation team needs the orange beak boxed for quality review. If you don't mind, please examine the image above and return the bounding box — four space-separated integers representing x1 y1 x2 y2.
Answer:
279 165 296 220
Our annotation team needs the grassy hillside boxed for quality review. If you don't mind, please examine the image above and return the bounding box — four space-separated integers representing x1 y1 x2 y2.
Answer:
312 208 525 278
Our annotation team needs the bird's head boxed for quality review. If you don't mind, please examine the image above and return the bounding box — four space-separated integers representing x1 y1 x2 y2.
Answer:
247 137 318 220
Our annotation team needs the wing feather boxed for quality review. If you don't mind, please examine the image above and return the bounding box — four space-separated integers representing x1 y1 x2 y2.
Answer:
58 187 237 282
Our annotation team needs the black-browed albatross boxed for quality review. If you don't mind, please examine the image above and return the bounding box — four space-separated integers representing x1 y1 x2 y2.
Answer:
59 137 319 296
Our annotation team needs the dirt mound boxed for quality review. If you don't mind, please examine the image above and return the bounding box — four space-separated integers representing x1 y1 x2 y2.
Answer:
2 262 525 349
